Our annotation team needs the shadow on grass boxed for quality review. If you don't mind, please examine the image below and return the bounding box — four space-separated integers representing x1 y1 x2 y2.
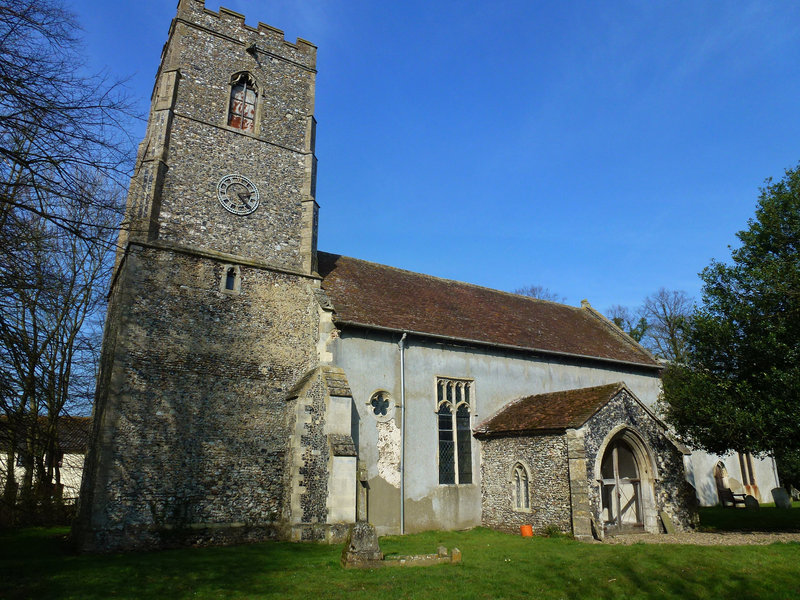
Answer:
2 526 800 599
0 527 342 600
699 504 800 532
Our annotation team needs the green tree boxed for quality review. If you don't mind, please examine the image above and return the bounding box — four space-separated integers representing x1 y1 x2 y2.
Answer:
661 164 800 458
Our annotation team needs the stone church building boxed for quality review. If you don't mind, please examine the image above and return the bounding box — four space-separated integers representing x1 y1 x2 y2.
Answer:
74 1 775 552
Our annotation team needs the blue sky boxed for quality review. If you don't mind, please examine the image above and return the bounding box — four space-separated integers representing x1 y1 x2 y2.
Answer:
70 0 800 311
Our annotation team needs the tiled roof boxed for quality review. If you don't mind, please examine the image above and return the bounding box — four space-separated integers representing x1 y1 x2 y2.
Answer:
57 417 92 452
474 383 626 435
0 416 92 453
318 252 659 367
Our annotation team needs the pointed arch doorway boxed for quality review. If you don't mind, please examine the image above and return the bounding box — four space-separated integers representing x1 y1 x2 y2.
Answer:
600 435 651 533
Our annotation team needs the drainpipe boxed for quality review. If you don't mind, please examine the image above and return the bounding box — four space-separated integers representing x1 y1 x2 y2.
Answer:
398 332 407 535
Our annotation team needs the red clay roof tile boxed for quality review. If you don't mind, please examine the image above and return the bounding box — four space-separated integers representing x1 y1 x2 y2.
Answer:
318 252 658 367
474 383 626 434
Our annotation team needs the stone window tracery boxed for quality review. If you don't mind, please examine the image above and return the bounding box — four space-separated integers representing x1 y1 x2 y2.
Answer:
228 72 257 132
368 390 394 423
436 378 473 485
512 462 530 511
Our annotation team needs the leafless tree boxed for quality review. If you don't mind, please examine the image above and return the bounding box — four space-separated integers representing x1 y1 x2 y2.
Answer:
514 285 566 303
605 289 693 361
605 304 648 343
0 0 134 241
640 288 693 363
0 0 133 524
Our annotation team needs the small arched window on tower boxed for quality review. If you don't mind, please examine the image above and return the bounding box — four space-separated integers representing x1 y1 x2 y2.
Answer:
227 72 258 132
512 462 530 511
225 267 236 290
220 264 241 295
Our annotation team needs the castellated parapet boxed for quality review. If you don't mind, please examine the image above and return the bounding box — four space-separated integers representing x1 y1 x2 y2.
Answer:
123 0 318 275
176 0 317 63
74 2 350 552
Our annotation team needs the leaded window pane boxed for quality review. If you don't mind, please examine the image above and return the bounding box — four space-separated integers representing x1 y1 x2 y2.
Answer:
438 403 454 484
522 470 529 509
436 378 473 485
456 402 472 484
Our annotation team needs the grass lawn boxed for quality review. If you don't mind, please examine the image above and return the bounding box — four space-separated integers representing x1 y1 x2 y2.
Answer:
2 515 800 600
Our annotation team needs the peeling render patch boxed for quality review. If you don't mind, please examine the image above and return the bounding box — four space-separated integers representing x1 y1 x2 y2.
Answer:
377 420 401 488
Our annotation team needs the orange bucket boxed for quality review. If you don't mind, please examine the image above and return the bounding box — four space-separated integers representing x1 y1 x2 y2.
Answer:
520 524 533 537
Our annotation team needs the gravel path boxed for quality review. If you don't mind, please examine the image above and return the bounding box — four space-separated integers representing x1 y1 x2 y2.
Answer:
602 531 800 546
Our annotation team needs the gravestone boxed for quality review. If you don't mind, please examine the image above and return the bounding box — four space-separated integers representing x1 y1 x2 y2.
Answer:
341 522 383 568
771 487 791 509
744 495 760 510
659 510 676 534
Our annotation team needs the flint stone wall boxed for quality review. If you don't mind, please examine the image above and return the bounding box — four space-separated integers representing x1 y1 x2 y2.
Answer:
480 434 571 534
77 244 320 551
582 390 697 532
151 3 316 272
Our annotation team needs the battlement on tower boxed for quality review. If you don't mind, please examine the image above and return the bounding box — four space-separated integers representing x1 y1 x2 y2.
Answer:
174 0 316 68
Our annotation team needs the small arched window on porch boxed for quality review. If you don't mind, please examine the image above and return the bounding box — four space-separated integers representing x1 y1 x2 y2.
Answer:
512 462 530 511
228 72 258 132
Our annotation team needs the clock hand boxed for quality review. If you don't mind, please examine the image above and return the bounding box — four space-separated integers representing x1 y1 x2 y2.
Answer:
236 190 251 207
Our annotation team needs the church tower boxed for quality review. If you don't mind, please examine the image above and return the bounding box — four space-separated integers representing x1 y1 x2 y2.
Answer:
75 1 353 551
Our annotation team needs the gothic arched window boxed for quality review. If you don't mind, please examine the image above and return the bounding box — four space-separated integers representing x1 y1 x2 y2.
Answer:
512 462 530 511
228 72 258 132
436 378 473 485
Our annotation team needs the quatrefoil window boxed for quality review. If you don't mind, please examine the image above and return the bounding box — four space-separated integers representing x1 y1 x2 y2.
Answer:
369 391 393 422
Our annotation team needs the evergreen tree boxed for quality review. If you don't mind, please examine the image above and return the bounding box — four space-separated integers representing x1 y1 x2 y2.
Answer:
661 164 800 458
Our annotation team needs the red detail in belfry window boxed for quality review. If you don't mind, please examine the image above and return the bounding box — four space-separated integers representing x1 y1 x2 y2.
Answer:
229 81 256 131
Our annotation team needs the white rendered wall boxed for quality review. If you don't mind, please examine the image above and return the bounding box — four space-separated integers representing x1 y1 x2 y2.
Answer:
685 450 780 506
331 329 664 534
0 452 85 502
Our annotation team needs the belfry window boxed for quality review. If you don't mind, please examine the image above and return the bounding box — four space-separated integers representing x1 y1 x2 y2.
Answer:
512 463 530 510
228 72 257 132
436 378 473 485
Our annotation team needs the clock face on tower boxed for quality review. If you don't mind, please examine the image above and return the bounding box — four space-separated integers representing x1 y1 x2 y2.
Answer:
217 174 260 215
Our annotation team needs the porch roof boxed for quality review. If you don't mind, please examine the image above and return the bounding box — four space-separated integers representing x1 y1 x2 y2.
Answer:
473 382 626 435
